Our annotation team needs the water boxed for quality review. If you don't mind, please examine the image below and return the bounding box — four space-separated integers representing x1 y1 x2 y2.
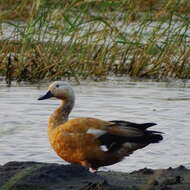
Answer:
1 20 190 45
0 78 190 172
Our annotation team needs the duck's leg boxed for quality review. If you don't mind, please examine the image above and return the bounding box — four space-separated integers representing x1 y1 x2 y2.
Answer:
89 168 97 173
80 161 97 173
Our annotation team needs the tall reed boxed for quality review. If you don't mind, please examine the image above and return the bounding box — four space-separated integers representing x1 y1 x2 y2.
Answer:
0 0 190 82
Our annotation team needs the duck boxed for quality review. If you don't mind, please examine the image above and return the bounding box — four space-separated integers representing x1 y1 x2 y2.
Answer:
38 81 163 171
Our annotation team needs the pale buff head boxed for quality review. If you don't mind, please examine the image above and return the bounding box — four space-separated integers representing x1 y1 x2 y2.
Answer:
38 81 75 101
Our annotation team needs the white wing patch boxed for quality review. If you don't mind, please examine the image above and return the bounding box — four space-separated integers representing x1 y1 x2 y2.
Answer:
100 145 108 151
87 128 106 137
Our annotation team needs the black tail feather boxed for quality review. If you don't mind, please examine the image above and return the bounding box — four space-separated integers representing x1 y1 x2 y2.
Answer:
143 131 163 144
117 131 163 144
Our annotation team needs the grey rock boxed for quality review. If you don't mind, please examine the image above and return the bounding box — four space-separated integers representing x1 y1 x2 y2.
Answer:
0 162 190 190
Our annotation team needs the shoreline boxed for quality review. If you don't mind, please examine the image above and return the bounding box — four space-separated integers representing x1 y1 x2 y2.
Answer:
0 161 189 190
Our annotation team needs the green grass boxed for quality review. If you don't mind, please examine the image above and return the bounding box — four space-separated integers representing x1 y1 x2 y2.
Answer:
0 0 190 83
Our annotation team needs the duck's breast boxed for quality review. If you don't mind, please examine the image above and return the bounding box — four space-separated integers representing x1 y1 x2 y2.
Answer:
48 118 108 163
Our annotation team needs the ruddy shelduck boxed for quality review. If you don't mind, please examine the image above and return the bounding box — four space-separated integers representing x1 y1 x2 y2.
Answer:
38 81 163 171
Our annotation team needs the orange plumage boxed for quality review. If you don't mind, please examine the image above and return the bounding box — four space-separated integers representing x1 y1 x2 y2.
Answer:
39 81 163 171
48 118 111 166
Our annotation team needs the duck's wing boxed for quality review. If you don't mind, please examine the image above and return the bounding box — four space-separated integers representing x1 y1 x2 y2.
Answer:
61 117 163 156
86 119 163 156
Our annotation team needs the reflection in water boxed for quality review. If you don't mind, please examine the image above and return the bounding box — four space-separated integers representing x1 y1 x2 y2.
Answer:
0 78 190 172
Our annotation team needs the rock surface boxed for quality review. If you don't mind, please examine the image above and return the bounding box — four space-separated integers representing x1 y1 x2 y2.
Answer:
0 161 190 190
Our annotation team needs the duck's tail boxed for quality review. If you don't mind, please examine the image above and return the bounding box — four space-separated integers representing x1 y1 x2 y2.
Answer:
110 122 163 158
99 121 163 156
143 130 163 144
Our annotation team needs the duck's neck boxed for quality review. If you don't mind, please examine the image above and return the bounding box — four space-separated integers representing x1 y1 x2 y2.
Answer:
48 97 74 129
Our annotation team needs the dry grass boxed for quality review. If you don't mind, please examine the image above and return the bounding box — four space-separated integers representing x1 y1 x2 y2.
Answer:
0 0 190 83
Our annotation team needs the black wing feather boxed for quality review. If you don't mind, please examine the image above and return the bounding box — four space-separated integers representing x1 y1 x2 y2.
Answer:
109 120 157 130
98 120 163 152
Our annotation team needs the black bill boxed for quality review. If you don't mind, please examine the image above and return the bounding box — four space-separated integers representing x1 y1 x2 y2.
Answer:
38 90 54 100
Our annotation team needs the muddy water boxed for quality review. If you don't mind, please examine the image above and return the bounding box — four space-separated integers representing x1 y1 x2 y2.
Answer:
0 78 190 172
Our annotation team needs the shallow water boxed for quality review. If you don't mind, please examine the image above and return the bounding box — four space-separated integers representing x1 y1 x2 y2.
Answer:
0 78 190 172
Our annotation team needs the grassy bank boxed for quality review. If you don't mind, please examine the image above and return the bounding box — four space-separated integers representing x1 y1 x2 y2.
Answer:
0 0 190 83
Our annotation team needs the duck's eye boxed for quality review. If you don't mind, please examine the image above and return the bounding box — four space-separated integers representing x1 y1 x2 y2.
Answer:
56 84 60 88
